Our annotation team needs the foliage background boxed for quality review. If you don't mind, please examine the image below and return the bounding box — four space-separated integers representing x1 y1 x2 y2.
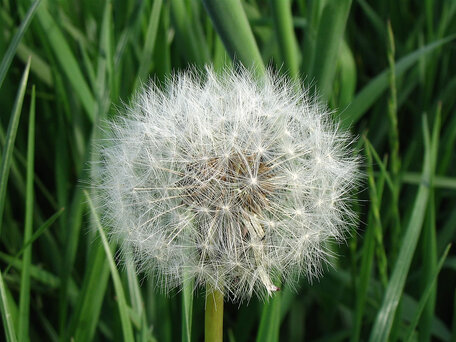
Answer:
0 0 455 341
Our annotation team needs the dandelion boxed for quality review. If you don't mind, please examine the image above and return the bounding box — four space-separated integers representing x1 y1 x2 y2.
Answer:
94 67 359 307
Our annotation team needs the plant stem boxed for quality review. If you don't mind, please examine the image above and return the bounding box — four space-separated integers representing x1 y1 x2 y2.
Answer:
205 285 224 342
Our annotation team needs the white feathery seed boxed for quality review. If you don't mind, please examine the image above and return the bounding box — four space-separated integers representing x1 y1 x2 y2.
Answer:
94 68 360 302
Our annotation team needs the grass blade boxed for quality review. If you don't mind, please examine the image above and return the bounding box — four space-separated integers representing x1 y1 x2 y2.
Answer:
256 291 281 342
270 0 300 78
369 115 438 341
36 2 95 121
98 1 114 103
0 58 31 235
356 0 384 38
0 0 41 90
0 252 64 289
418 103 442 341
125 253 155 341
170 0 210 66
364 136 388 287
0 272 17 342
5 208 64 273
69 240 110 342
352 153 388 342
340 34 456 127
386 20 401 265
18 85 35 341
404 245 451 341
134 0 162 90
85 190 135 342
336 40 357 107
203 0 265 75
15 42 53 87
403 173 456 190
364 139 394 191
402 292 451 340
310 0 352 99
58 167 88 333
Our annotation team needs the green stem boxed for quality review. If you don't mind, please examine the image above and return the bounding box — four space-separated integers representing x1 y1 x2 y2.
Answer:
205 285 224 342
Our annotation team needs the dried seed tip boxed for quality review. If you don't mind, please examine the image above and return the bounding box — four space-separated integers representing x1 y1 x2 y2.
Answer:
93 67 360 302
271 286 280 293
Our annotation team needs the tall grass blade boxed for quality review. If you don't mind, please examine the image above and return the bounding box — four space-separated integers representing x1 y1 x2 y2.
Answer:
404 244 451 341
58 173 87 333
15 42 53 87
171 0 210 66
270 0 300 78
364 139 394 191
336 40 357 107
98 1 114 103
418 105 442 341
356 0 384 38
369 115 438 341
18 85 35 341
36 2 95 120
352 152 388 342
203 0 265 75
134 0 162 90
0 0 41 90
364 136 388 287
386 20 401 266
0 272 17 342
5 208 63 273
85 190 135 342
0 251 64 289
69 240 110 342
256 291 281 342
310 0 351 99
403 173 456 190
341 34 456 126
125 253 154 341
0 58 31 235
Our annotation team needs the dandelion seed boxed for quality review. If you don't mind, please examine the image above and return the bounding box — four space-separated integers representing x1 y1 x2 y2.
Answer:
94 67 359 302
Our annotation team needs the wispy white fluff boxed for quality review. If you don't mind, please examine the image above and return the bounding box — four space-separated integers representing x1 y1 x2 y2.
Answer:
93 67 359 302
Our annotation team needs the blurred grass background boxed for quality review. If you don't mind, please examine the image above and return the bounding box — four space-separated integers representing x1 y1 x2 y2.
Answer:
1 0 456 341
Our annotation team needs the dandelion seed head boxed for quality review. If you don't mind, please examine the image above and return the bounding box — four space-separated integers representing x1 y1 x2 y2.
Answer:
94 67 360 302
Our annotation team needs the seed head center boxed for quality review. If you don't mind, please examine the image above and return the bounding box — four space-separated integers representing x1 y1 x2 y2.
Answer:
183 152 274 216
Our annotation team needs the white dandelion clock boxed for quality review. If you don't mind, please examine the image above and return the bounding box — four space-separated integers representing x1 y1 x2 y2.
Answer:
94 68 359 302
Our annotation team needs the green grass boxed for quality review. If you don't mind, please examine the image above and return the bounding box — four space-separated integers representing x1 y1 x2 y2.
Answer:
1 0 456 341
